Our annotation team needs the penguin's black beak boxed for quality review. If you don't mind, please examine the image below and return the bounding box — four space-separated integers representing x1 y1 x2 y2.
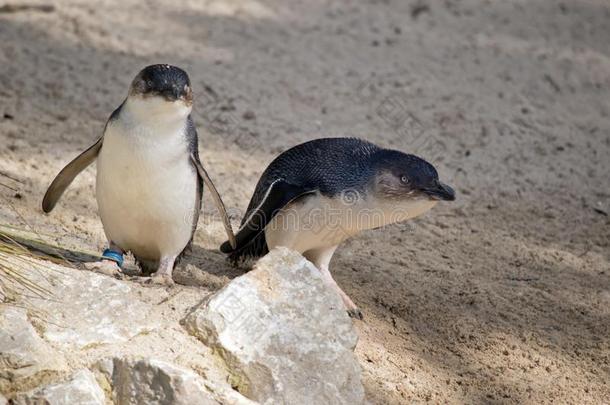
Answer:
172 86 182 100
166 85 192 104
161 85 182 101
422 181 456 201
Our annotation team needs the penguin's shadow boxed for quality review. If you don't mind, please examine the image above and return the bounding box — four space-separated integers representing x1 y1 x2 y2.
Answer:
173 244 247 290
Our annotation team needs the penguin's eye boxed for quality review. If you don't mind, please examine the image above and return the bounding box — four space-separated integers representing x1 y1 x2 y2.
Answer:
400 175 409 185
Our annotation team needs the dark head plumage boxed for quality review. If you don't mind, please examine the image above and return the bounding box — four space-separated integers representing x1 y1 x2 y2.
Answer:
370 149 455 201
129 64 192 103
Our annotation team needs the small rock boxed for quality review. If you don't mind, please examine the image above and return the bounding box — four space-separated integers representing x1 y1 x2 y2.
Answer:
95 357 220 405
0 307 68 393
11 369 105 405
242 110 256 120
184 247 365 404
411 3 430 19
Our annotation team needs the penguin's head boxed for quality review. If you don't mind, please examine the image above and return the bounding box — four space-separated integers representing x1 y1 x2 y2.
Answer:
129 64 193 106
371 149 455 202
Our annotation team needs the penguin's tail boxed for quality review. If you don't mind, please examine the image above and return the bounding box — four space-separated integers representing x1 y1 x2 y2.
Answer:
219 240 233 254
219 231 268 267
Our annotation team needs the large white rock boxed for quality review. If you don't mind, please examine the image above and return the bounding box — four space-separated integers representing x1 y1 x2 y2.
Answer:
36 269 159 349
0 306 68 393
11 369 105 405
94 357 221 405
184 248 365 405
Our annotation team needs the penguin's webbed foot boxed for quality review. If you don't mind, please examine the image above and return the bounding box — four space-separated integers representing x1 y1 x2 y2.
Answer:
85 260 124 279
148 273 175 286
138 255 177 286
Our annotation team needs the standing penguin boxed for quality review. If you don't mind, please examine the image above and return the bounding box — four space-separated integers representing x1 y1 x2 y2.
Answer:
221 138 455 318
43 64 235 284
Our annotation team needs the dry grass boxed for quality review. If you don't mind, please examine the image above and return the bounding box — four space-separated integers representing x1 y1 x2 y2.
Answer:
0 171 57 303
0 173 101 304
0 227 56 303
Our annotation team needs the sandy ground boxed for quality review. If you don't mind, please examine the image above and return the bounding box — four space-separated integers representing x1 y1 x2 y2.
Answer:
1 0 609 403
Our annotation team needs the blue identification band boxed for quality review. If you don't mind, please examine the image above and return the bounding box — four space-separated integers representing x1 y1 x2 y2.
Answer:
101 249 124 267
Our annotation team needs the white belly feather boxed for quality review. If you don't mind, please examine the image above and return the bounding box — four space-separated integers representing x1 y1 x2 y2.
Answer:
96 118 198 261
265 193 436 254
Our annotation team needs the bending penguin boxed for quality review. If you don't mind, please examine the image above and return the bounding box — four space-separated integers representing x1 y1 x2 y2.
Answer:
221 138 455 319
43 64 235 284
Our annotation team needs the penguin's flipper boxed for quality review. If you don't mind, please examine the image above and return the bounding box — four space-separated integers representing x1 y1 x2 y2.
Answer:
42 137 103 213
190 153 237 250
220 179 316 257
